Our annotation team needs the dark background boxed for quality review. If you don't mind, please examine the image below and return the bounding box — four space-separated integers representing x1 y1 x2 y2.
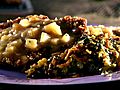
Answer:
0 0 120 26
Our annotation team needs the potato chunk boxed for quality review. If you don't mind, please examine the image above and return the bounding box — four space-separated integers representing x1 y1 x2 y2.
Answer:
61 33 70 43
44 22 62 37
19 19 30 27
25 39 38 50
40 32 51 43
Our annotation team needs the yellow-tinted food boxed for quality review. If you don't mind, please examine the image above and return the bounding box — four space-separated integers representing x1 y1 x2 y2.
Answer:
0 14 120 79
44 22 62 37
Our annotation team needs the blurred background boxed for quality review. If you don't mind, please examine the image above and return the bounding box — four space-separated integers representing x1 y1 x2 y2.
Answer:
0 0 120 26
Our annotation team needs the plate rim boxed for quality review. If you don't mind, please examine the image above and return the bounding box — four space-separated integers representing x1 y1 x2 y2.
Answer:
0 69 120 85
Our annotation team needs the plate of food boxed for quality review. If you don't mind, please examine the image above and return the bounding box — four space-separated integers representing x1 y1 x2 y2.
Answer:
0 14 120 88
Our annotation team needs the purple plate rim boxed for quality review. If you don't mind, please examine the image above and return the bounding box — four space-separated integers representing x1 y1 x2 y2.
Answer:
0 69 120 85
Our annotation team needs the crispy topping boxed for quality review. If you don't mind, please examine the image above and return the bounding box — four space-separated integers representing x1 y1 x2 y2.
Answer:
0 14 120 79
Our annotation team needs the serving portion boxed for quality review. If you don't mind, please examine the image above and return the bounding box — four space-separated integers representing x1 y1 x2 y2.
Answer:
0 14 120 79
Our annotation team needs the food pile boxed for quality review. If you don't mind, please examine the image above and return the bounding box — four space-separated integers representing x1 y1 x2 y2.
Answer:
0 14 120 79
